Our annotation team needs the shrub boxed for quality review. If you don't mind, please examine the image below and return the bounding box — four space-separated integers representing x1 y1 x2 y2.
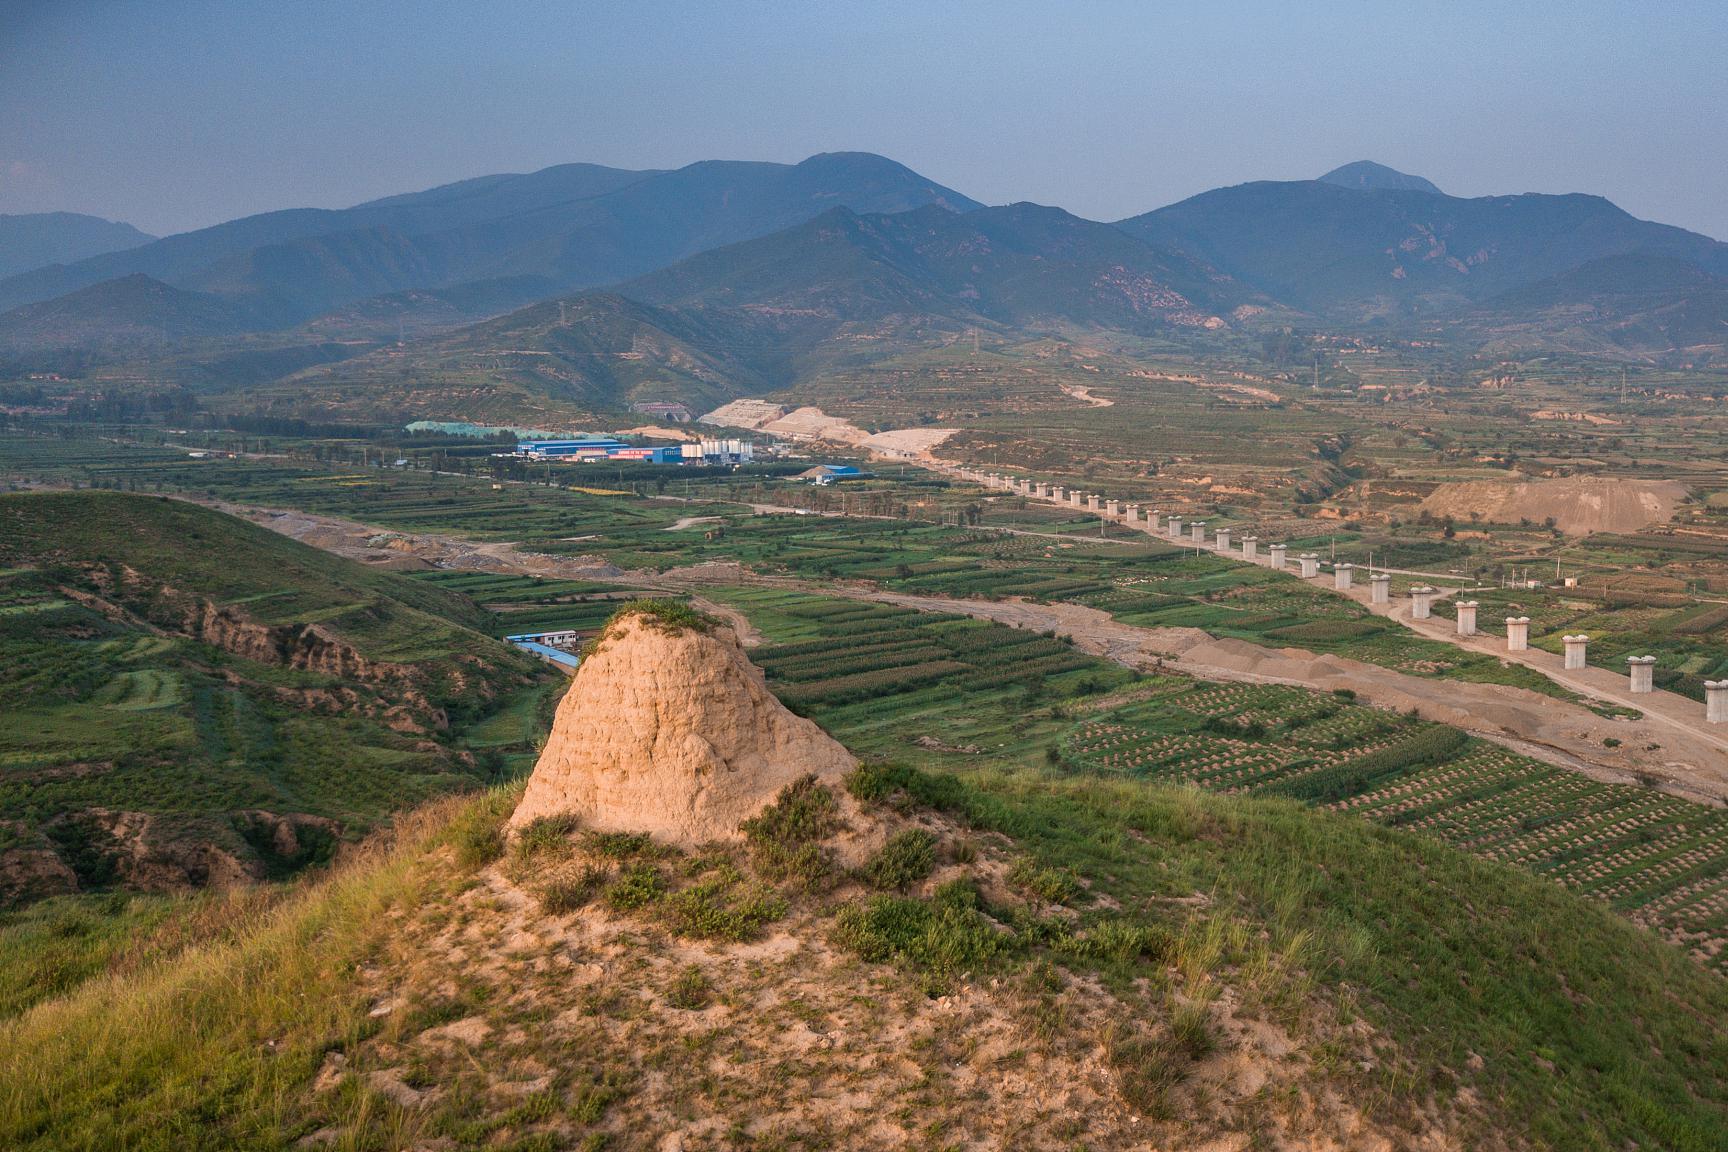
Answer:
1104 1023 1192 1118
439 789 515 870
582 830 660 860
1057 919 1171 966
660 864 786 942
862 829 938 891
605 862 666 912
513 814 579 861
534 862 608 914
1008 858 1079 906
845 762 968 814
741 775 842 890
832 884 1008 994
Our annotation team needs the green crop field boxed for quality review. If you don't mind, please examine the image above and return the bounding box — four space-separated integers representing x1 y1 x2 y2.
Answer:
721 589 1728 976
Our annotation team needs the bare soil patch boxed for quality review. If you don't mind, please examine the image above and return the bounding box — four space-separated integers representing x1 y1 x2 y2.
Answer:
1419 477 1686 535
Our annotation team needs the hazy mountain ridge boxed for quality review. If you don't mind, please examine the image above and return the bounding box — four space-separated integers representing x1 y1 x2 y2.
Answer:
1118 175 1728 319
11 153 1728 369
0 213 155 281
1318 161 1443 195
1461 252 1728 357
0 154 981 330
277 201 1268 418
0 273 265 349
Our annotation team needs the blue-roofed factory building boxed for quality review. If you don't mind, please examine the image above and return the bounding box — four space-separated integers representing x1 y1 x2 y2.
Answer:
506 632 582 672
513 438 741 465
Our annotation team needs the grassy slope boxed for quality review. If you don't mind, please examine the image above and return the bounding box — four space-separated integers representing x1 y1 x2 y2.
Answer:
0 490 494 660
0 492 548 930
3 769 1726 1149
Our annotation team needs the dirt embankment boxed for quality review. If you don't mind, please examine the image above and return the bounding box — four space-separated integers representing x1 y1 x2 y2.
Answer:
1419 477 1687 535
697 401 957 457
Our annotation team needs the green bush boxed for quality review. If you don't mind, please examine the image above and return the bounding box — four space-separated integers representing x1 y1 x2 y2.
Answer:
660 865 785 942
1007 857 1079 906
512 814 579 861
665 965 712 1010
605 862 665 912
741 775 842 891
832 883 1007 994
862 829 937 891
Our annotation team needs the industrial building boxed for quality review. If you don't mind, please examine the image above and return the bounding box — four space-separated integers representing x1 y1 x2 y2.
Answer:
506 631 582 672
799 464 871 484
514 437 753 465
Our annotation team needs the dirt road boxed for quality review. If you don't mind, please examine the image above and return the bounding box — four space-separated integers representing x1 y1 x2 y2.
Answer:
225 500 1728 805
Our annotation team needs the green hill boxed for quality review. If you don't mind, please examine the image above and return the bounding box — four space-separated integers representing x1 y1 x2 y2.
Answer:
0 492 547 908
0 153 981 333
274 202 1271 421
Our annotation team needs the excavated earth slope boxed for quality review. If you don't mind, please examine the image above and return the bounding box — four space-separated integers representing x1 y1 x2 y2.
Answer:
510 612 857 845
1418 477 1686 535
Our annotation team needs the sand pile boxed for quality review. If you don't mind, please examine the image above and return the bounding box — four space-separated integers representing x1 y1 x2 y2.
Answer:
509 607 857 845
1418 477 1686 535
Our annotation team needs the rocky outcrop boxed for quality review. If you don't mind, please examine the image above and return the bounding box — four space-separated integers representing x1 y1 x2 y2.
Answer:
510 610 857 846
190 602 382 681
47 810 259 894
0 821 79 904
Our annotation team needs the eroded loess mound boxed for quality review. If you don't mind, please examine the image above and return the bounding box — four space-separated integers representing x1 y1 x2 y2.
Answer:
1418 476 1687 535
510 605 858 846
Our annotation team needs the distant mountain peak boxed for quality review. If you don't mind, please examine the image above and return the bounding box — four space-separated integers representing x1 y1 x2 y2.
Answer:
1318 161 1442 195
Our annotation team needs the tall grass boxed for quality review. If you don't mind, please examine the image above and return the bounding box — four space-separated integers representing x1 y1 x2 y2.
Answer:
0 786 519 1152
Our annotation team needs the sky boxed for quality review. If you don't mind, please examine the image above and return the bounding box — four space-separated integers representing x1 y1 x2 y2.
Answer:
3 0 1726 239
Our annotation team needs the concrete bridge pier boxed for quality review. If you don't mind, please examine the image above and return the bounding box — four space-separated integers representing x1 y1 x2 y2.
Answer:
1369 573 1390 604
1706 680 1728 724
1215 528 1231 552
1269 544 1288 569
1455 601 1478 636
1506 616 1530 651
1411 587 1436 620
1242 536 1258 561
1563 634 1589 670
1168 516 1184 540
1297 553 1319 578
1190 521 1207 544
1334 563 1354 591
1628 655 1656 694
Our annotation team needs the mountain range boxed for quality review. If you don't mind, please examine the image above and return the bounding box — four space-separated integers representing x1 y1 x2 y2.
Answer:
0 212 155 281
268 201 1275 418
4 153 1727 406
1117 171 1728 320
0 153 977 327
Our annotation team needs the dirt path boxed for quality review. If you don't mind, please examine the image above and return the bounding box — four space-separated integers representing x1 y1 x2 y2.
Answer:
220 498 1728 805
804 588 1728 805
1058 383 1114 407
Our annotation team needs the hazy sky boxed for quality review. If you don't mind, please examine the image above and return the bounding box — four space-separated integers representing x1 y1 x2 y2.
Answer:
4 0 1726 239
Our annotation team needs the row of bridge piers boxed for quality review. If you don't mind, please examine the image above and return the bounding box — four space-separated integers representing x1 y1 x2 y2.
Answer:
954 468 1726 720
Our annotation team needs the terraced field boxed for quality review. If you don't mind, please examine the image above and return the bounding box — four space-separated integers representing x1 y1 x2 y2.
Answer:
1055 679 1728 972
708 591 1728 974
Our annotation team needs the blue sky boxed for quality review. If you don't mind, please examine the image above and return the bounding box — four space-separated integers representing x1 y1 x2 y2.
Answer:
3 0 1725 238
